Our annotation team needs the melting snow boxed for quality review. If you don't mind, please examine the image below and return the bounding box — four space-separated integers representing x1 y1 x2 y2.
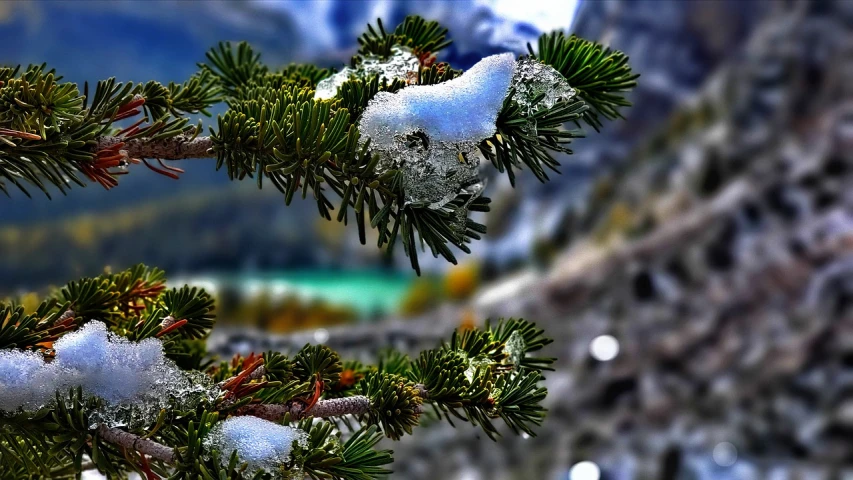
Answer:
510 57 576 115
504 330 527 368
359 52 516 146
359 52 516 212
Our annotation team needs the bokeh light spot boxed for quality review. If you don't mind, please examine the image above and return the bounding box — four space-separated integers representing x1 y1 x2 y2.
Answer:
713 442 738 467
569 461 601 480
589 335 620 362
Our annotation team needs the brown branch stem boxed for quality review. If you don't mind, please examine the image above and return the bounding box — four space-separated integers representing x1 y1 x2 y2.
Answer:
234 395 373 422
96 425 176 464
96 135 214 160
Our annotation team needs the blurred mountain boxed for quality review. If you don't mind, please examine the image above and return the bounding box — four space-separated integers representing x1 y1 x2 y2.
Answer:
478 0 775 271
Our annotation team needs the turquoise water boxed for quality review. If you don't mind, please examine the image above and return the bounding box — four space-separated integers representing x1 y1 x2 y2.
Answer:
179 270 415 318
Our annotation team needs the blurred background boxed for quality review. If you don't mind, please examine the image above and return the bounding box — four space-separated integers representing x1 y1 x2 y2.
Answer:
3 0 853 478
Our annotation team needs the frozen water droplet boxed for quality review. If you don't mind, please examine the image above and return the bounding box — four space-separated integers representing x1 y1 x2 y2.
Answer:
504 330 527 368
510 57 576 116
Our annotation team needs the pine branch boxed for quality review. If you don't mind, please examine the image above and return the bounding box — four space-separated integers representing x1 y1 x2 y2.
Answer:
0 15 637 273
0 265 556 479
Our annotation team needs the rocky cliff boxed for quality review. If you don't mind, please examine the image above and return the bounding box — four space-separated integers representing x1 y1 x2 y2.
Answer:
214 1 853 478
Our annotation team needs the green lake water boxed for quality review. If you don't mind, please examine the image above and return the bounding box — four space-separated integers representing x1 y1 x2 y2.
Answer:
183 270 416 318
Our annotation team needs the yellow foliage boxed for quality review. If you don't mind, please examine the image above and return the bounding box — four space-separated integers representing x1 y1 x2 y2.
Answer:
0 227 21 247
17 292 41 314
315 217 347 250
65 215 97 248
225 293 354 334
459 308 477 330
399 277 441 316
444 262 480 301
594 201 635 244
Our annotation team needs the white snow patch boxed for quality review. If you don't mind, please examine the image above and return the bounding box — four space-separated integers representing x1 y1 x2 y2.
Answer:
358 52 515 211
0 349 65 411
359 52 516 146
206 416 308 476
54 321 171 404
0 321 212 427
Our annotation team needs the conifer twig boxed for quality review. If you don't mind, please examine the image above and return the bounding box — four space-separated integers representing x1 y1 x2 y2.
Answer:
234 395 373 421
96 425 176 464
95 135 214 160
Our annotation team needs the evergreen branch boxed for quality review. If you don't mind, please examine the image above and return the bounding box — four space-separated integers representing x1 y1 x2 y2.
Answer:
0 16 636 273
1 265 556 478
356 16 451 59
530 32 639 130
481 93 587 186
0 301 74 349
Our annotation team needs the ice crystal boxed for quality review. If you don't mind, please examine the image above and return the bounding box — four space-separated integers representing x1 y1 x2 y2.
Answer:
464 354 495 384
314 46 419 100
399 138 481 209
510 57 576 115
359 52 516 209
450 180 486 240
504 330 527 368
205 416 309 478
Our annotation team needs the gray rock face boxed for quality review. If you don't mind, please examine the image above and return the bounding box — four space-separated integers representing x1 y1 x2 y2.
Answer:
480 0 777 268
213 2 853 479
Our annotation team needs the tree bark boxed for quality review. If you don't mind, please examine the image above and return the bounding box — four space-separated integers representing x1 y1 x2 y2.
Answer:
96 425 176 464
234 395 372 422
96 135 214 160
